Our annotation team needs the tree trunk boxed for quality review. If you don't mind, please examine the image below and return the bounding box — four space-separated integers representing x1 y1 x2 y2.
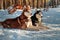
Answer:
44 0 46 8
23 0 26 6
34 0 37 8
28 0 33 7
3 0 5 9
0 0 3 9
33 0 34 8
37 0 41 8
19 0 22 5
40 0 42 8
12 0 15 4
26 0 29 5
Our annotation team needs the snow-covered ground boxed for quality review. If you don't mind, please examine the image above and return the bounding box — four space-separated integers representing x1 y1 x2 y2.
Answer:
0 7 60 40
0 28 60 40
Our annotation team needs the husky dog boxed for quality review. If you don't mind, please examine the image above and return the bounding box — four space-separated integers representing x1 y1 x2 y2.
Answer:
31 10 43 26
26 10 49 31
0 8 32 30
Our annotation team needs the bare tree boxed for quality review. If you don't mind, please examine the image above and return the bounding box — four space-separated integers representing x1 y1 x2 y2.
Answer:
0 0 3 9
37 0 41 8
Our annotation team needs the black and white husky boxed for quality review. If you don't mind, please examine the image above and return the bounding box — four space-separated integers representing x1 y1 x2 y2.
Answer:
26 10 43 28
26 10 49 30
31 10 43 26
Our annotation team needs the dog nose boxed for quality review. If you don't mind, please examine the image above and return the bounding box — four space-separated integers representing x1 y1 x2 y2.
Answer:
30 13 32 16
31 13 32 15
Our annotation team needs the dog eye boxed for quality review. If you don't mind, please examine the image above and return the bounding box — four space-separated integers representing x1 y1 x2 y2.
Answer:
39 14 40 15
27 11 29 13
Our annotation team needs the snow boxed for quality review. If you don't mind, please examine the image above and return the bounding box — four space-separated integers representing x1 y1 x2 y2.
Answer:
0 9 23 22
0 28 60 40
